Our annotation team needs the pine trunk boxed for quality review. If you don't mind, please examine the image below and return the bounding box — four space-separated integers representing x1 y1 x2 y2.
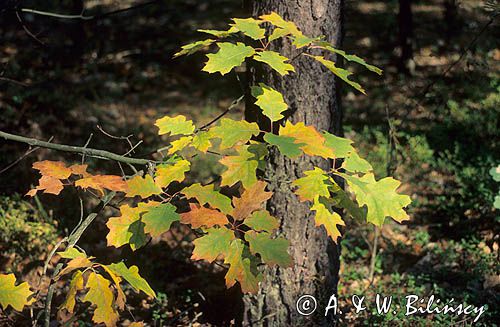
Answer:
243 1 343 326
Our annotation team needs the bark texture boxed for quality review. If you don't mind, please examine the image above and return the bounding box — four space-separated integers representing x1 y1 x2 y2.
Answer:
243 1 343 326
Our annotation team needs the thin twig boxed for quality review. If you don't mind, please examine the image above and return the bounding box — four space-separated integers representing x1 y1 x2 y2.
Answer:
0 136 54 175
0 130 153 165
15 10 46 45
81 133 93 164
197 95 244 131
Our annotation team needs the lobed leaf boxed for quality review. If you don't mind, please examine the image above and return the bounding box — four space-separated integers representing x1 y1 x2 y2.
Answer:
83 272 119 327
180 203 228 228
292 167 332 202
155 115 195 136
315 42 383 75
341 152 373 173
279 121 334 158
311 196 345 243
224 239 262 293
219 146 258 188
231 180 272 221
312 55 366 94
167 136 193 155
230 18 265 40
191 227 234 262
155 159 190 188
26 175 64 196
263 133 304 158
59 270 84 314
253 51 295 76
75 175 128 194
251 83 288 121
245 231 292 267
203 42 255 75
107 262 156 298
106 204 148 250
244 210 279 232
210 118 260 149
322 131 356 158
183 183 232 214
0 274 33 311
174 39 215 58
126 175 162 198
142 202 179 237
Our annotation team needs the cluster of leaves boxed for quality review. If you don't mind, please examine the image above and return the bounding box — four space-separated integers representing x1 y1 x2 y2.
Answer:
490 165 500 209
0 12 411 327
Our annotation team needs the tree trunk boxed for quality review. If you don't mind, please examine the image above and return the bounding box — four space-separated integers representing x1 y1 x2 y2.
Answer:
398 0 414 75
243 1 343 326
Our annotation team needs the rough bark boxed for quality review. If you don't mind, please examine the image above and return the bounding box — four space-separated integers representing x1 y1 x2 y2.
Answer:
242 1 343 326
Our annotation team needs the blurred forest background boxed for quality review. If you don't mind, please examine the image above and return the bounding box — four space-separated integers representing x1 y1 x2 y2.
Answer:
0 0 499 325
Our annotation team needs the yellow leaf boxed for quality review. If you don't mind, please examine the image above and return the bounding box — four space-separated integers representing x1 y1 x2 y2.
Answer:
100 265 126 310
168 136 193 155
83 272 119 327
126 175 162 198
0 274 34 311
219 146 258 188
57 257 93 278
106 204 148 250
311 197 345 243
155 115 195 136
59 270 84 313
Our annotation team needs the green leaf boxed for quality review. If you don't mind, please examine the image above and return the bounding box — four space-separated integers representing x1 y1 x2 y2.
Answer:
230 18 265 40
263 133 304 158
191 227 234 262
0 274 33 311
155 159 190 188
341 173 411 226
312 55 366 94
219 146 258 188
245 231 292 267
183 183 233 214
316 42 383 75
106 204 148 251
210 118 260 149
253 51 295 76
332 188 367 222
244 210 279 232
292 34 320 48
202 42 255 75
142 202 179 237
490 165 500 182
173 39 215 58
311 196 345 243
155 115 195 136
107 262 156 298
494 195 500 209
292 167 332 202
341 152 373 173
322 131 355 158
83 272 119 327
198 27 238 38
126 174 163 198
224 239 262 293
57 247 86 259
251 83 288 121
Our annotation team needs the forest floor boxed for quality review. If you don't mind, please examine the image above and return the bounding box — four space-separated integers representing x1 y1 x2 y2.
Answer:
0 0 498 326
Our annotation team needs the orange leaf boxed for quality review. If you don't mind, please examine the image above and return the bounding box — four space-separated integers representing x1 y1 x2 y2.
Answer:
56 257 94 279
75 175 128 194
231 181 272 220
32 160 72 179
279 121 334 158
69 164 91 177
180 203 228 228
26 175 64 196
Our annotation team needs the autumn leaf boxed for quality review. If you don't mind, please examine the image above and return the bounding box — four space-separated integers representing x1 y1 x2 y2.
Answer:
191 227 235 262
311 196 345 243
253 51 295 76
203 42 255 75
174 39 215 58
180 203 228 228
106 204 148 251
219 146 258 189
259 12 301 41
322 131 355 158
292 34 321 48
230 17 265 40
251 83 288 121
312 55 366 94
231 180 272 220
68 164 90 177
191 131 213 153
341 173 411 226
59 270 84 314
155 160 190 188
210 118 260 149
341 152 373 173
0 274 34 311
32 160 72 179
142 202 179 237
198 27 238 38
244 210 279 232
224 239 262 293
126 175 162 198
183 183 232 214
99 265 126 310
292 167 332 202
57 257 93 278
245 231 292 267
279 121 334 158
168 136 193 154
155 115 195 136
83 272 119 327
75 175 128 194
57 247 86 259
263 133 304 158
107 262 155 298
26 175 64 196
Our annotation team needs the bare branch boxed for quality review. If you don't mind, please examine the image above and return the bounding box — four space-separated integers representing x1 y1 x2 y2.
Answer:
0 130 154 166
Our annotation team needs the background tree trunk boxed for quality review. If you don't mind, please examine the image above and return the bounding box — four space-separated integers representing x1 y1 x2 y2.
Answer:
398 0 414 74
243 1 343 325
